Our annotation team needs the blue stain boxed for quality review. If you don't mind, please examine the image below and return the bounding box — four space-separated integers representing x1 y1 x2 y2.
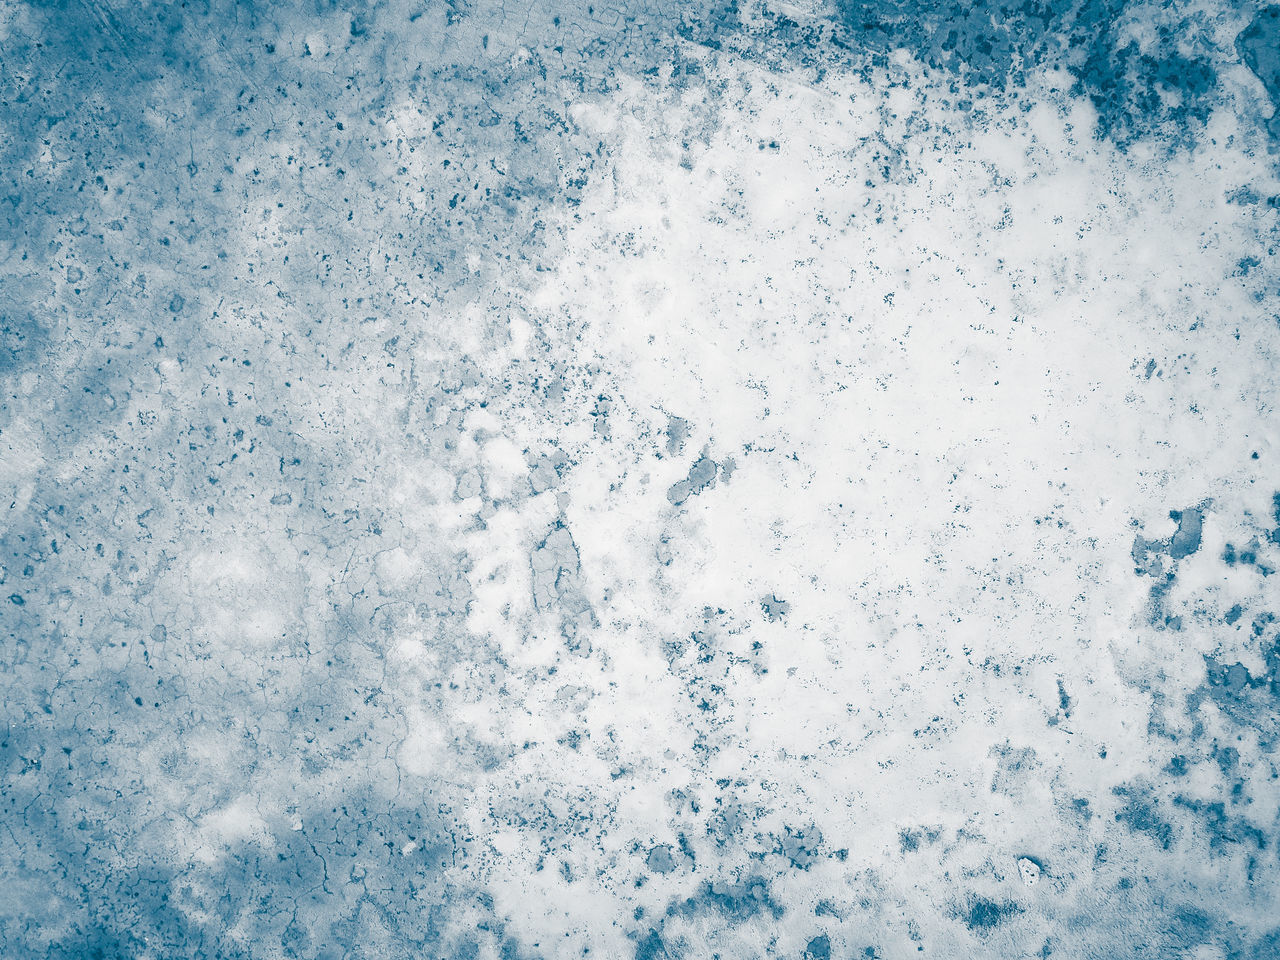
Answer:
1165 509 1204 560
635 929 668 960
1112 783 1174 850
1166 907 1216 951
0 313 48 377
964 898 1021 932
761 594 791 622
668 877 785 922
1237 6 1280 138
667 453 722 505
831 0 1228 145
899 826 941 852
804 933 833 959
1131 506 1208 629
776 825 824 870
1171 795 1268 855
1204 656 1256 697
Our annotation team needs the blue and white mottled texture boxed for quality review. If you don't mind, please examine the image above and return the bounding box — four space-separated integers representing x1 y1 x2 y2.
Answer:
3 1 1280 957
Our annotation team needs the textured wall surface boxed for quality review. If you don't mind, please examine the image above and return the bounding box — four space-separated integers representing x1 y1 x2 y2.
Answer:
3 1 1280 958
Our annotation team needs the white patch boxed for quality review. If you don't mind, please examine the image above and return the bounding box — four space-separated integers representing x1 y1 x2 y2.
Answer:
1018 857 1042 887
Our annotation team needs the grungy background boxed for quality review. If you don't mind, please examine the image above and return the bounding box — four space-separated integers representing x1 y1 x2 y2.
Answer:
3 1 1280 958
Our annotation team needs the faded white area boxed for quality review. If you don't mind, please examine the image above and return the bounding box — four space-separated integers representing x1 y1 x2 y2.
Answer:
412 46 1280 958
